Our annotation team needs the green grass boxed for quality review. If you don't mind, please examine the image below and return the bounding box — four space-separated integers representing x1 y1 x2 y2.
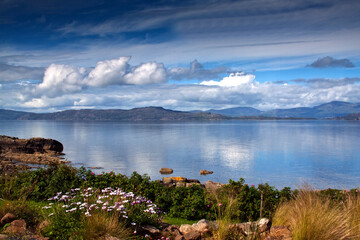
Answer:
162 216 199 226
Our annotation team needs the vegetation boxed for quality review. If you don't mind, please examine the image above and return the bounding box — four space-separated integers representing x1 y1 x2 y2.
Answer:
1 164 360 239
273 188 360 240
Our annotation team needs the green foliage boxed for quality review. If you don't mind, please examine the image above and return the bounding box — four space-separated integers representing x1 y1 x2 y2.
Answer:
167 185 208 220
42 203 84 240
210 178 293 222
0 164 82 201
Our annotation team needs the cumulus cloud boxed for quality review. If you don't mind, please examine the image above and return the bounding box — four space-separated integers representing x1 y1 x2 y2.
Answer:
0 62 44 82
200 72 256 87
30 57 167 98
168 60 230 81
308 56 355 68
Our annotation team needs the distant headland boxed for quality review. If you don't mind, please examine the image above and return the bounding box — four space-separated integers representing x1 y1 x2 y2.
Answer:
0 101 360 121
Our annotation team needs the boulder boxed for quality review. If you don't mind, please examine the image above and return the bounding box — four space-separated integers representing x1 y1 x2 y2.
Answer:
175 235 185 240
179 224 196 235
0 213 16 225
4 219 27 235
184 230 201 240
161 225 181 238
163 177 187 185
200 170 213 175
192 219 210 234
159 168 173 174
205 180 224 192
138 225 162 239
26 138 63 153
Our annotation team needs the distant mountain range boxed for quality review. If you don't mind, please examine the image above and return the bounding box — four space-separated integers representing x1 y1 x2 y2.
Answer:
0 101 359 121
205 101 360 119
0 107 229 121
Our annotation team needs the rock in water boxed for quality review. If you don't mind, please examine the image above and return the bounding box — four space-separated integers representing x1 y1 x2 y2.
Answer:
159 167 173 174
200 169 213 175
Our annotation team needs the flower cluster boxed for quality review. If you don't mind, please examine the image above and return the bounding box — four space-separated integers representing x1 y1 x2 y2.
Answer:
44 186 163 225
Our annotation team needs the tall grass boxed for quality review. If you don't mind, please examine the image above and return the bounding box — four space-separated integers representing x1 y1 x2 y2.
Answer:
82 211 132 240
346 194 360 238
273 188 360 240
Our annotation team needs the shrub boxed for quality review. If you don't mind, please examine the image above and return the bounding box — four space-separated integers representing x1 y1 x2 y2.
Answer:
0 200 43 229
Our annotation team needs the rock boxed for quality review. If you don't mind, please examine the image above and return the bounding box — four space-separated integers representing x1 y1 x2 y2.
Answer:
161 225 181 238
159 168 173 174
0 213 16 225
200 170 213 175
179 224 196 235
175 235 185 240
26 137 63 153
4 219 27 235
257 218 271 233
192 219 210 234
227 223 248 237
0 135 64 173
0 234 8 240
205 180 224 192
139 225 162 239
184 230 201 240
188 179 200 183
163 177 187 185
264 226 292 240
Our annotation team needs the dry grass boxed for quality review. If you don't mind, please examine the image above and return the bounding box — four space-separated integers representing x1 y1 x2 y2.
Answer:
273 188 360 240
346 194 360 238
82 211 132 240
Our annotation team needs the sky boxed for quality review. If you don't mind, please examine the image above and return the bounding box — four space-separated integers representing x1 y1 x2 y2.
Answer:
1 0 360 112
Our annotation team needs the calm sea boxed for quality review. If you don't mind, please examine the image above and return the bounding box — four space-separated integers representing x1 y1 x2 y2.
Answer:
1 120 359 189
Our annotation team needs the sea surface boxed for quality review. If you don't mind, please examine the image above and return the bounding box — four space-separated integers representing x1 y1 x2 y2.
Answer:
1 120 360 189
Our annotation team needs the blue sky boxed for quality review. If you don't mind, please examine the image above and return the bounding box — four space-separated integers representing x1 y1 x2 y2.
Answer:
1 0 360 112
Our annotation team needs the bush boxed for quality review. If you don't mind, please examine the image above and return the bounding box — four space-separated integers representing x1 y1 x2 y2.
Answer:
0 200 43 229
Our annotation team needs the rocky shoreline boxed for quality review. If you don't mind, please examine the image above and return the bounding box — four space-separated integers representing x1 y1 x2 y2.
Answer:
0 135 66 175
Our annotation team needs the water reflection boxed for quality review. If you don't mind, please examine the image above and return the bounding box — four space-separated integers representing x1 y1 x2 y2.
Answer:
0 120 360 189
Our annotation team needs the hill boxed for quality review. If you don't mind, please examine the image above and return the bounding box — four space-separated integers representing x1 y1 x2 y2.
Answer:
206 101 360 119
0 107 229 121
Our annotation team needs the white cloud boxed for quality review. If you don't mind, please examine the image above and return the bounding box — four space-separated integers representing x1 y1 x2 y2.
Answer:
36 64 87 97
86 57 129 87
30 57 167 98
124 62 166 85
200 72 256 87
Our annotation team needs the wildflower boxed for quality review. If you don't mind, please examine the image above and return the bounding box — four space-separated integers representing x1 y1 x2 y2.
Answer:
218 203 222 206
48 213 54 217
131 222 136 225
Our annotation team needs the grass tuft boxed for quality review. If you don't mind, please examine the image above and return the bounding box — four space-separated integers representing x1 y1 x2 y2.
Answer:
273 188 357 240
82 211 132 240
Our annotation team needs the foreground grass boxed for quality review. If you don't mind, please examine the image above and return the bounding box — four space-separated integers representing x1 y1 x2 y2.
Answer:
273 188 360 240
